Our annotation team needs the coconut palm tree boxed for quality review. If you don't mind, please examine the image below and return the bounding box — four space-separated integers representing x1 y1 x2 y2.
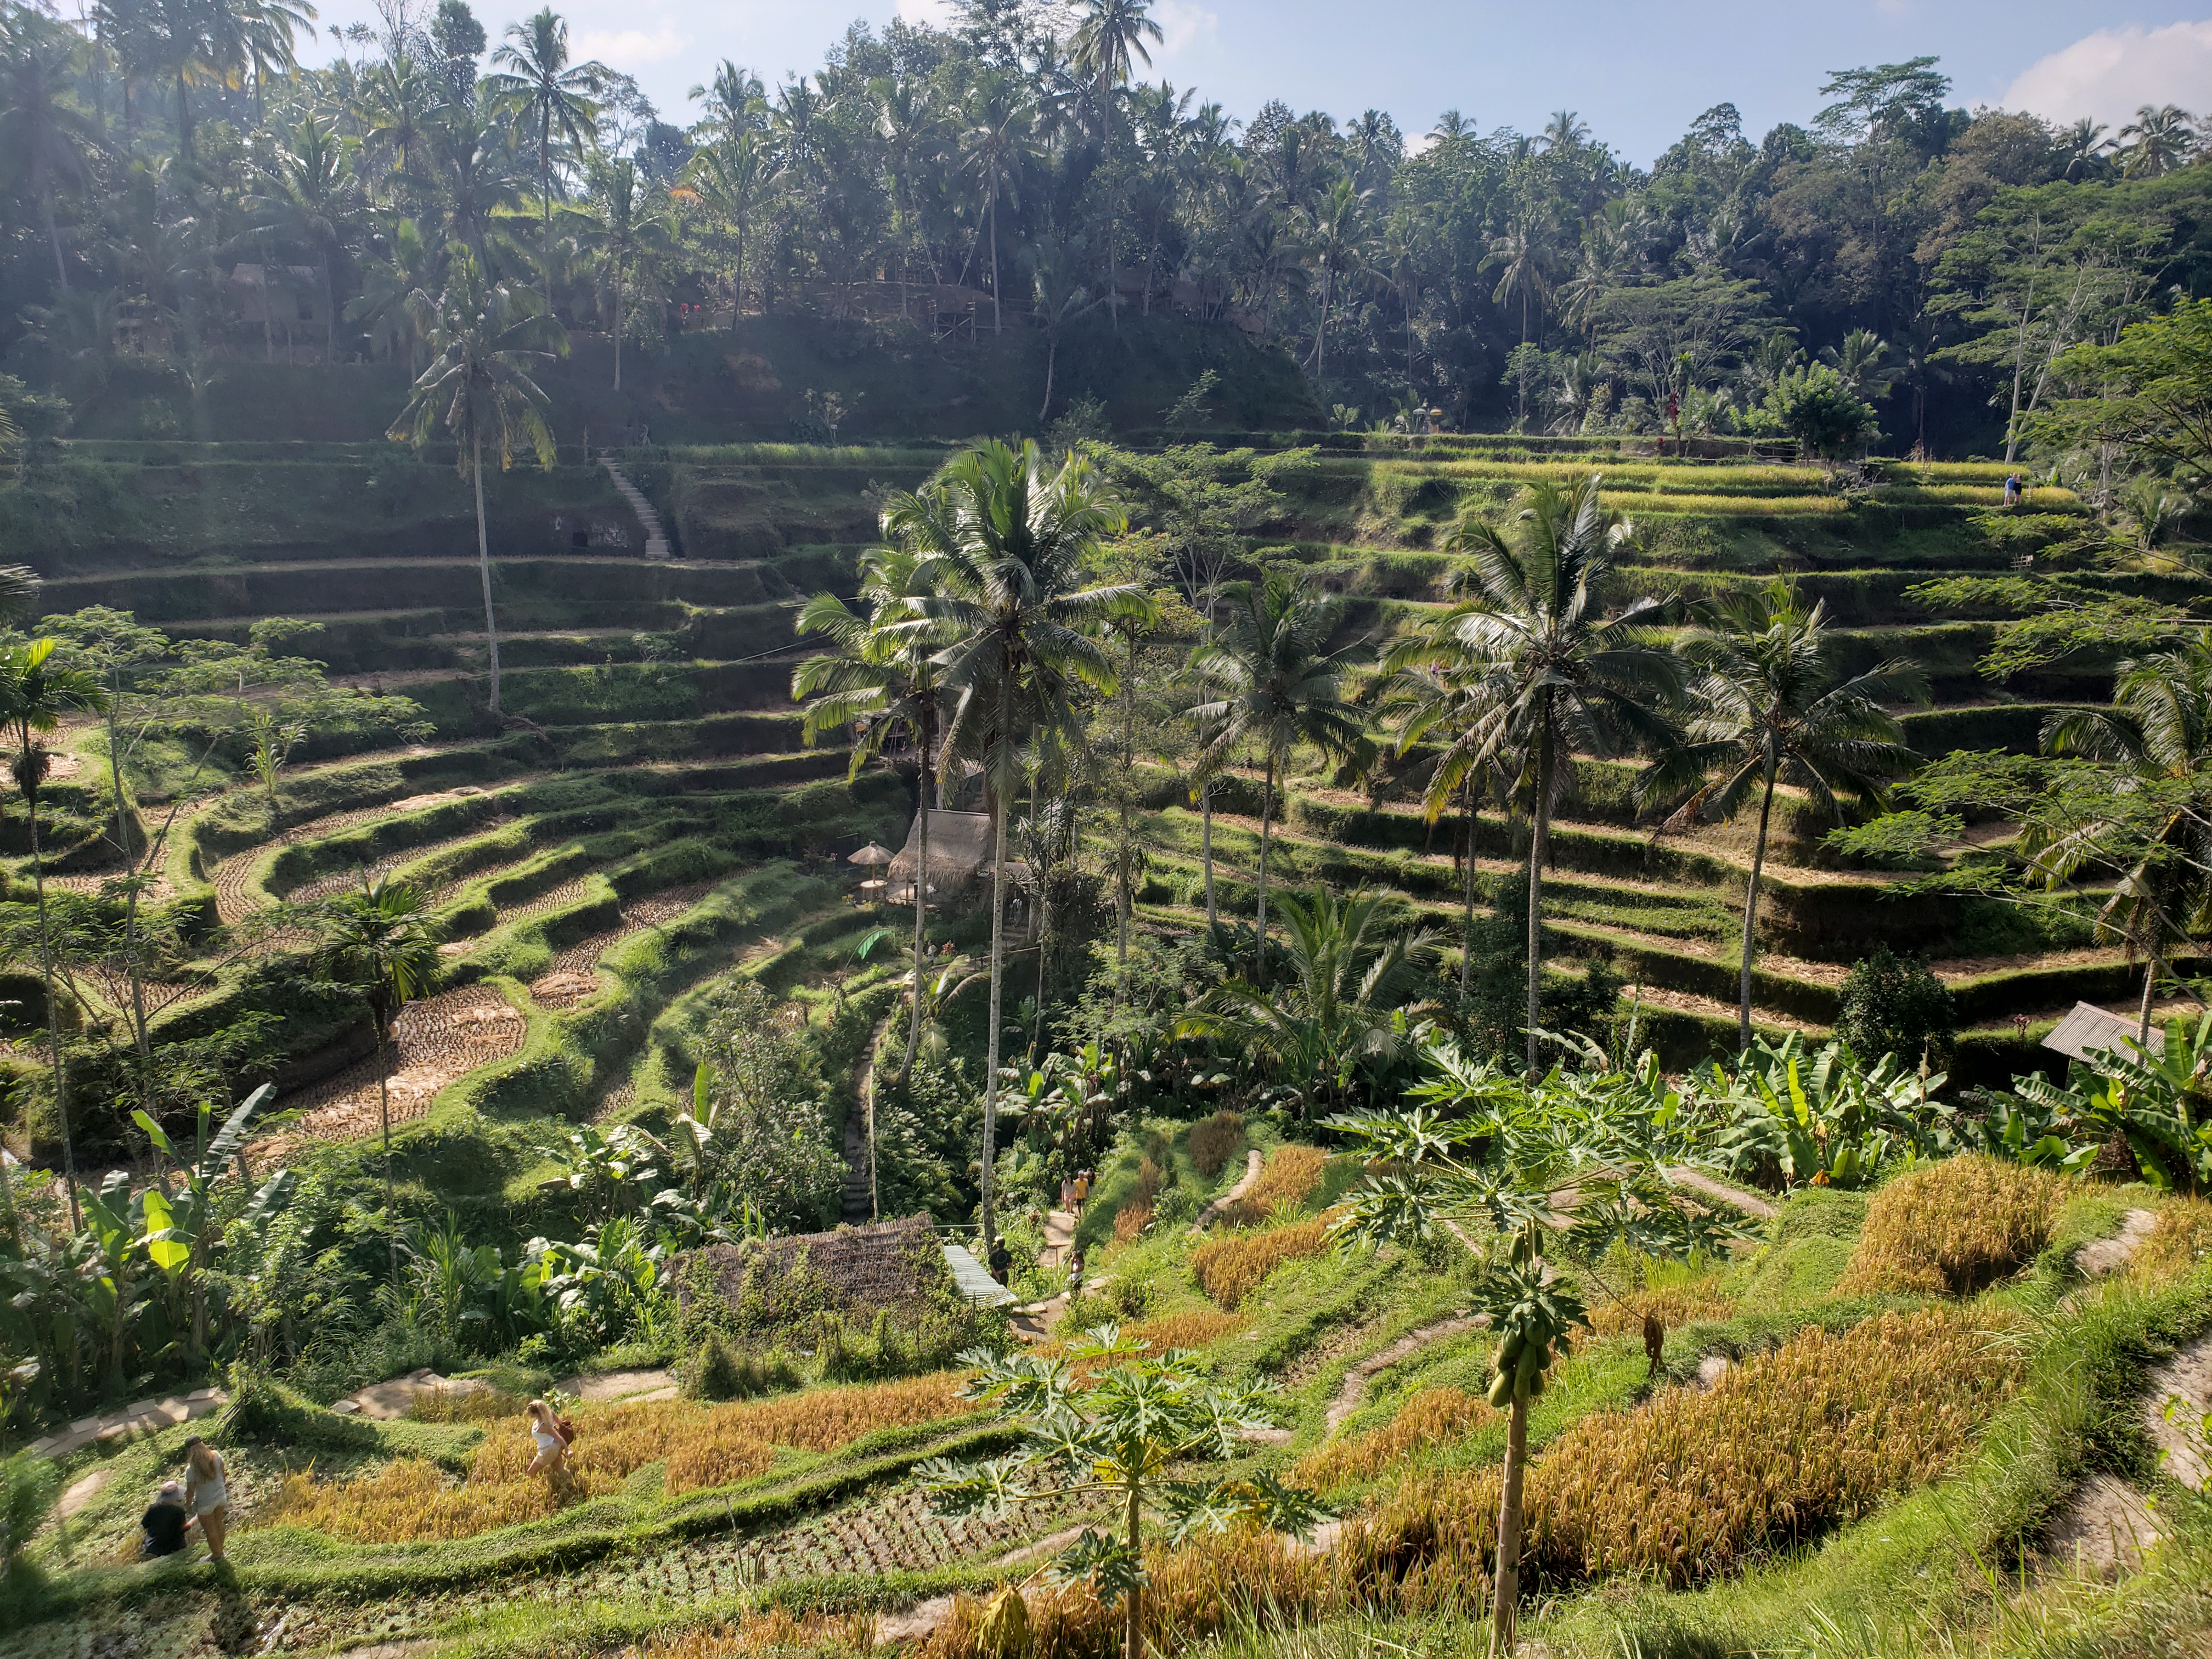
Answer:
388 254 565 716
2035 641 2212 1042
1638 581 1924 1051
0 10 100 291
246 112 360 368
960 76 1035 335
680 132 768 323
1432 478 1681 1078
910 439 1146 1258
487 8 604 309
1070 0 1162 95
1189 571 1373 982
312 873 443 1285
793 536 952 1083
0 635 106 1229
2114 104 2197 179
567 157 671 390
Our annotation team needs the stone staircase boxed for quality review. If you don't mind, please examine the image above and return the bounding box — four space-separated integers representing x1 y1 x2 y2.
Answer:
600 454 672 560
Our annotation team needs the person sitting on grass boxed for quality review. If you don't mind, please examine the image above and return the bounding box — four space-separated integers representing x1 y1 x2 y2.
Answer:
526 1399 574 1489
181 1436 229 1562
141 1481 189 1559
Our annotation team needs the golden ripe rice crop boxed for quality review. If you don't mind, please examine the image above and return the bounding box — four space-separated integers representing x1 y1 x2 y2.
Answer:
1342 1307 2024 1596
1840 1155 2064 1296
264 1373 973 1543
1297 1386 1498 1489
2134 1198 2212 1282
1128 1308 1249 1351
919 1530 1337 1659
630 1609 876 1658
1220 1143 1328 1226
1191 1217 1334 1309
1187 1110 1245 1179
1585 1282 1735 1341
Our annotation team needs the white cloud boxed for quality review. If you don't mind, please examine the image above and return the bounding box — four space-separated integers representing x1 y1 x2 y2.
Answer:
1154 0 1220 58
894 0 959 26
2002 20 2212 129
573 18 691 68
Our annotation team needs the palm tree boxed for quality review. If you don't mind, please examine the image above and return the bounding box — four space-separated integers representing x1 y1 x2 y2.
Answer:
0 10 100 292
1431 478 1681 1077
487 8 604 309
388 256 565 716
568 157 671 391
911 439 1145 1258
312 874 443 1285
1304 177 1369 381
680 133 768 324
421 104 524 258
1070 0 1162 95
793 538 952 1083
0 636 106 1230
2114 104 2197 179
247 112 360 368
1638 582 1923 1051
1189 571 1373 982
1179 883 1437 1121
960 76 1035 335
2035 642 2212 1042
356 52 436 199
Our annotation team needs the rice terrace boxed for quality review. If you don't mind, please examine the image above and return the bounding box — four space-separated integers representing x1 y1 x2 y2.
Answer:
5 3 2212 1657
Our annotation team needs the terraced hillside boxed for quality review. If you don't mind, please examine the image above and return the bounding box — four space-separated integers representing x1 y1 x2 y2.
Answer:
1105 440 2153 1081
2 441 966 1201
3 436 2159 1161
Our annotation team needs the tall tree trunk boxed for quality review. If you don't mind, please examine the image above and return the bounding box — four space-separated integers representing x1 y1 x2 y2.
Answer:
989 194 1002 335
104 682 156 1114
26 783 81 1229
898 732 933 1082
473 432 502 713
613 261 624 391
1490 1391 1530 1658
379 1012 398 1286
978 679 1014 1264
1040 332 1057 424
1254 751 1276 984
176 69 191 159
2139 953 2159 1046
1124 1478 1143 1659
1200 780 1216 933
43 191 67 294
1461 775 1479 1003
1116 630 1135 980
1525 726 1552 1082
1736 755 1779 1053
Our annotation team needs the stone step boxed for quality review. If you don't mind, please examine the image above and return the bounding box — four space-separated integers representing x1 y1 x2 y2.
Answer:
600 455 673 560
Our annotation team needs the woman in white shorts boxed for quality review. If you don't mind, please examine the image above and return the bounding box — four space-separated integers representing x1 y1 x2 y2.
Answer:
182 1436 228 1561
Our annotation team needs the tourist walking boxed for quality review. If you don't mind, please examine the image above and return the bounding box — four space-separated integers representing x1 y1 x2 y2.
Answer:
181 1436 229 1561
526 1400 574 1487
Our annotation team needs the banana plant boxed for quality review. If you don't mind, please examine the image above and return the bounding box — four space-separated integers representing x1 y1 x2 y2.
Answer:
76 1172 146 1396
2013 1011 2212 1191
1702 1033 1938 1189
133 1084 277 1362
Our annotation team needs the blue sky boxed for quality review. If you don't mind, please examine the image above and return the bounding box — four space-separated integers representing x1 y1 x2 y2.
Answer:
310 1 2212 165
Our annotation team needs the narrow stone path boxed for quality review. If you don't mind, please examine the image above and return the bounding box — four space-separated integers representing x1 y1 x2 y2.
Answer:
2078 1209 2160 1278
25 1386 228 1459
600 456 672 560
842 1014 898 1222
1193 1149 1266 1231
1323 1315 1490 1431
1663 1166 1779 1222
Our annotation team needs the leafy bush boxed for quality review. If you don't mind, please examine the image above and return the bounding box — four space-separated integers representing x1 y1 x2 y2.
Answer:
1837 945 1956 1068
1762 364 1880 458
1 1451 60 1565
1838 1154 2065 1296
1190 1218 1334 1309
1341 1307 2024 1597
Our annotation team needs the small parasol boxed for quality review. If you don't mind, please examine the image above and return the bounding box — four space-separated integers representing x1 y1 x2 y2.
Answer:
848 842 895 867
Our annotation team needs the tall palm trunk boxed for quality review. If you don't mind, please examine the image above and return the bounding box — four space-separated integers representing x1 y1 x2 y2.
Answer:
25 780 81 1231
2139 953 2159 1046
472 431 502 713
899 733 933 1081
613 259 624 391
1736 752 1779 1052
43 191 67 293
1491 1392 1531 1657
988 194 1002 335
1525 725 1553 1081
1254 751 1276 983
377 1009 398 1286
978 678 1014 1265
1200 780 1216 932
102 682 156 1114
1123 1479 1143 1659
1116 629 1136 980
1461 775 1479 1003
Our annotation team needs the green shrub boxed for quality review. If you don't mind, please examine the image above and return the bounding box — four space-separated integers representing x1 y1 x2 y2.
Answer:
1837 945 1955 1068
